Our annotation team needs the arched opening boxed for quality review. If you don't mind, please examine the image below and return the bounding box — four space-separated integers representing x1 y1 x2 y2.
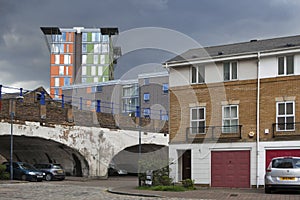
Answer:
0 135 89 177
109 144 168 176
72 153 83 177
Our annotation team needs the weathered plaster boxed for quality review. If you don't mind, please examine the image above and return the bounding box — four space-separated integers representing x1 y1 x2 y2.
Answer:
0 121 168 177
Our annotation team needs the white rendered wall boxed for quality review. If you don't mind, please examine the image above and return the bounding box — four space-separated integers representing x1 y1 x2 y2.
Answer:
170 140 300 186
260 54 300 78
169 59 258 88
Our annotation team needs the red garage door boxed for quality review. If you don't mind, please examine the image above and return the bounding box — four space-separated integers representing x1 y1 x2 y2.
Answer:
211 150 250 188
266 149 300 169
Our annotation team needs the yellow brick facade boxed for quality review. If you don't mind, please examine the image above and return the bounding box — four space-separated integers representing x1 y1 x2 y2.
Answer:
169 75 300 143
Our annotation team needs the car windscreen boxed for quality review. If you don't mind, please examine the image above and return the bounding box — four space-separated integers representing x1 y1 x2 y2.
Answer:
272 158 300 169
19 163 36 170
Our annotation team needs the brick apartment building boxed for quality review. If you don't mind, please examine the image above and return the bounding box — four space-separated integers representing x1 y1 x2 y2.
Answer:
164 35 300 188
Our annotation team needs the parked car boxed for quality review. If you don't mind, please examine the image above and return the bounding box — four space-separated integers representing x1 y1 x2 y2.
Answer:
108 163 128 176
265 156 300 193
2 162 44 182
34 163 65 181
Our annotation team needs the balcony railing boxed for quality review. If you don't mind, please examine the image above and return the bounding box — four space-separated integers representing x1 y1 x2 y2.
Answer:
272 122 300 138
186 125 242 142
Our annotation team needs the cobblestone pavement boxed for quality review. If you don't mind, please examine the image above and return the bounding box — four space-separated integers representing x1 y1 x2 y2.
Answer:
1 177 300 200
0 182 149 200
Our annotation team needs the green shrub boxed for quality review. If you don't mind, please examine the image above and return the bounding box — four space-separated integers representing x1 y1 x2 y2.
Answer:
138 185 186 192
0 164 10 180
151 185 185 192
138 158 173 186
182 179 195 189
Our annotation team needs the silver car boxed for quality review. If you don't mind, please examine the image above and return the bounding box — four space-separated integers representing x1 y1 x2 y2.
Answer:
265 156 300 193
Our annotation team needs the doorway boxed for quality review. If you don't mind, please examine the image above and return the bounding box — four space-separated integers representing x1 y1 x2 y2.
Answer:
182 150 191 180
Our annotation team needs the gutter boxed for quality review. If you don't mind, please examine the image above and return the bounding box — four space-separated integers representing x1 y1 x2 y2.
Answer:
164 47 300 68
256 52 261 188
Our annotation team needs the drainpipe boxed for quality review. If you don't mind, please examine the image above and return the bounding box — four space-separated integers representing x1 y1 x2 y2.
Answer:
256 52 261 188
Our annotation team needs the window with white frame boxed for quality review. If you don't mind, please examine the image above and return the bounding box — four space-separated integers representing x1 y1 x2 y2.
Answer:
100 55 105 64
144 93 150 102
276 101 295 131
59 44 64 53
191 65 205 84
82 66 87 76
93 55 98 64
93 77 98 83
122 84 139 113
91 66 96 76
82 55 87 64
59 66 64 75
94 44 100 53
55 54 60 64
102 44 108 53
223 61 237 81
98 66 103 76
82 33 87 42
92 32 100 42
51 44 59 53
54 77 60 87
64 55 70 64
222 105 239 133
278 55 294 75
190 107 206 134
65 66 69 75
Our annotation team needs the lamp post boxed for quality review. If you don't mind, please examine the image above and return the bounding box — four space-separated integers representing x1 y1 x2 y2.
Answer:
9 96 23 180
9 99 14 181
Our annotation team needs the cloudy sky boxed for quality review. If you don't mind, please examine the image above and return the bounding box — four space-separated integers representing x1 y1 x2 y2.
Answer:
1 0 300 92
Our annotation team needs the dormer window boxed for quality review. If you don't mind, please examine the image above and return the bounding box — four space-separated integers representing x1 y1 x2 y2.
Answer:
223 61 237 81
278 55 294 76
191 65 205 84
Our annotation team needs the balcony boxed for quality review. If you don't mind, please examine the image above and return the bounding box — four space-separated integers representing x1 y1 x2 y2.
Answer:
272 122 300 138
186 125 242 143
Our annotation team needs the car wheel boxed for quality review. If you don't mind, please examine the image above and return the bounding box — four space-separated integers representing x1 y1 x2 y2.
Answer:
21 175 26 181
45 174 52 181
265 186 271 194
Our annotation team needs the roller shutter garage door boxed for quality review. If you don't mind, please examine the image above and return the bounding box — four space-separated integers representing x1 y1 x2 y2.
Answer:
266 149 300 168
211 150 250 188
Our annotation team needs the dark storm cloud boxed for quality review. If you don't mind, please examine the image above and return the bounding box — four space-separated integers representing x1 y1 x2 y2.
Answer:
1 0 300 91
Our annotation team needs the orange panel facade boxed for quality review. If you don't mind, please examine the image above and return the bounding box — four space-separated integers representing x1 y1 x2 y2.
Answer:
50 66 59 76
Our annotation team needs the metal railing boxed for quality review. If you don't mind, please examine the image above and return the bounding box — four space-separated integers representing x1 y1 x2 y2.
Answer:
186 125 242 142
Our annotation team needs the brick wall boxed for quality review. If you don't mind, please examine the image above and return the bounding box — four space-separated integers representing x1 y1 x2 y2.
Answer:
169 75 300 143
259 76 300 140
170 80 258 143
0 98 168 133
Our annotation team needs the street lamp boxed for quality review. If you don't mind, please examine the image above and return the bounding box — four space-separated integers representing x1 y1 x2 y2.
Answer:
9 96 23 180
